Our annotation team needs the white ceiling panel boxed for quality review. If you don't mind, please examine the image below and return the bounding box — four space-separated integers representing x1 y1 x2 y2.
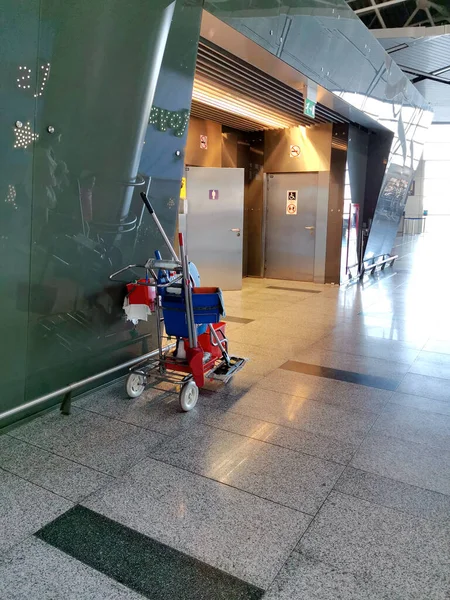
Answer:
372 30 450 121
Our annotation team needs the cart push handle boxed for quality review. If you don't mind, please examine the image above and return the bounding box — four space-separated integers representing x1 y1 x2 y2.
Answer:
140 191 154 215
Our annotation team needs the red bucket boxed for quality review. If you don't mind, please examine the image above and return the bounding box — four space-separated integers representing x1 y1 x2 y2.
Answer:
126 279 156 312
184 322 226 360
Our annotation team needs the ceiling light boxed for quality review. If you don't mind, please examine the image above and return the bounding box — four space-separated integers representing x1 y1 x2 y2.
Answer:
192 78 292 129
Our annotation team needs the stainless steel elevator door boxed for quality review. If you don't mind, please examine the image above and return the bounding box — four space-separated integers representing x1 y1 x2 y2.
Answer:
186 167 244 290
265 173 318 281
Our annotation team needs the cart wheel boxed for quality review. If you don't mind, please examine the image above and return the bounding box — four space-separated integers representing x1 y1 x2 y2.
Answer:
179 381 199 412
126 373 146 398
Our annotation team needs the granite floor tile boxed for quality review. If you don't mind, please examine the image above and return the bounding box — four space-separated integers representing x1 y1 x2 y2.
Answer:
220 321 246 334
397 372 450 401
0 537 146 599
226 333 326 359
150 424 344 514
333 321 428 345
223 308 279 321
206 363 265 393
252 278 326 292
75 383 204 438
373 404 450 451
228 340 291 360
278 305 347 323
418 350 450 365
389 392 450 416
197 407 356 464
270 336 328 358
37 506 264 600
269 311 346 328
82 458 311 588
313 333 421 365
225 315 255 324
0 469 72 553
264 553 383 600
298 492 450 600
227 387 378 444
253 288 313 303
199 373 262 411
335 467 450 522
266 285 322 294
289 347 409 378
410 350 450 380
230 351 289 377
280 360 401 391
358 311 414 323
227 320 331 347
424 338 450 355
255 369 392 414
11 407 167 476
315 295 369 309
272 305 353 323
222 300 295 320
351 432 450 495
0 436 113 502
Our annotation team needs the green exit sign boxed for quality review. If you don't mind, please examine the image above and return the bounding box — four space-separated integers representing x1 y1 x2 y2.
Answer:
304 98 316 119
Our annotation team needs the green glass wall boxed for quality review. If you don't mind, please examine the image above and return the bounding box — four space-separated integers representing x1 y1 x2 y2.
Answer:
0 0 40 416
0 0 203 426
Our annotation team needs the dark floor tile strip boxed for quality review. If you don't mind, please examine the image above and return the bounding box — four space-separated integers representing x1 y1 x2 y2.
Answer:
280 360 399 391
266 286 322 294
35 506 264 600
225 316 255 324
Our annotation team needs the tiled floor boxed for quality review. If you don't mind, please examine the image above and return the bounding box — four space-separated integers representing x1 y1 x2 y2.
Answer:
1 234 450 599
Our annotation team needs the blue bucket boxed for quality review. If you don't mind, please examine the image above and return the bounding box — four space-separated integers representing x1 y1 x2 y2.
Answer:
162 287 224 338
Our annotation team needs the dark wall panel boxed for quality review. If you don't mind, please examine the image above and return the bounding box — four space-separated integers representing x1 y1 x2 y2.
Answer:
346 125 369 270
0 0 203 425
363 130 392 227
325 133 348 283
222 131 239 168
347 126 369 217
245 136 265 277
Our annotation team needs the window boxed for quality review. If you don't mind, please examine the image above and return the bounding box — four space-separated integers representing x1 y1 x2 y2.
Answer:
422 124 450 216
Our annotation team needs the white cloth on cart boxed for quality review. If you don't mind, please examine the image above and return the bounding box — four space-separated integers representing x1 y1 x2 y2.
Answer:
123 296 152 325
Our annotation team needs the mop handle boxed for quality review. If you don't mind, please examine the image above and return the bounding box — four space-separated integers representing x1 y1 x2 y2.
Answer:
140 192 179 262
179 233 197 348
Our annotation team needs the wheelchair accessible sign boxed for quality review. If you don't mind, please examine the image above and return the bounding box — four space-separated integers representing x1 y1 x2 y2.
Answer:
286 190 298 215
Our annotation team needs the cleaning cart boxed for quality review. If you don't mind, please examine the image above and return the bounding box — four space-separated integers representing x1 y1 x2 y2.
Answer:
109 192 246 411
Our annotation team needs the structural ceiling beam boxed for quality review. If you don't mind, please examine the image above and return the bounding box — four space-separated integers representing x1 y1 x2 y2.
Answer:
354 0 408 15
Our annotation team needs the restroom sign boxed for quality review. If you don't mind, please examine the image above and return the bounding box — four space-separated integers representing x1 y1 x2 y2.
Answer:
200 134 208 150
290 144 301 158
286 190 298 215
209 189 219 200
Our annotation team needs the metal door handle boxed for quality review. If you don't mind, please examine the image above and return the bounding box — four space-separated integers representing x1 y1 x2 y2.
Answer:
230 228 241 237
305 226 315 230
